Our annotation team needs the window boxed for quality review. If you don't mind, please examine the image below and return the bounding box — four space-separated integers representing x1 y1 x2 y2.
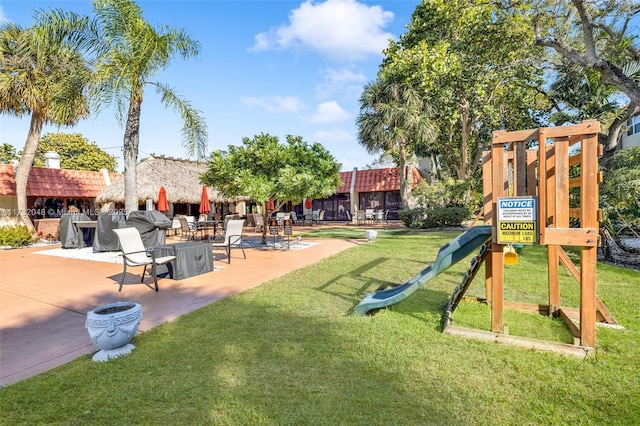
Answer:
627 115 640 136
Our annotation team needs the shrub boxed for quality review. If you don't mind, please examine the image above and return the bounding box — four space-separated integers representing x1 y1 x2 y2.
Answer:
0 225 36 247
399 206 470 229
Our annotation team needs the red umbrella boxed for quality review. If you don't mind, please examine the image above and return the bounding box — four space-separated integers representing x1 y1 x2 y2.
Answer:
199 186 211 214
304 199 312 209
157 186 169 212
267 199 275 211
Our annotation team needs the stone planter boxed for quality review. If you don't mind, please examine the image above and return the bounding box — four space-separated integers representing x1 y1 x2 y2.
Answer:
85 301 142 362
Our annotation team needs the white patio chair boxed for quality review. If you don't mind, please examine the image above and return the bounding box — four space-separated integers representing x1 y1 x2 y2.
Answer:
113 227 176 292
210 219 246 263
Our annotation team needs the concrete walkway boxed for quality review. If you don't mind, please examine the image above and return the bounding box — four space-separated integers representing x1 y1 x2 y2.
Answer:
0 228 362 386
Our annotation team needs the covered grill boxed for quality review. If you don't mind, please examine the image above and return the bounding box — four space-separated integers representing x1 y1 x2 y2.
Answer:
126 210 171 248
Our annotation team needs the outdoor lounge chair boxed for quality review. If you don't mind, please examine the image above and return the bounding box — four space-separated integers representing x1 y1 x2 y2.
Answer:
210 219 246 263
113 227 176 292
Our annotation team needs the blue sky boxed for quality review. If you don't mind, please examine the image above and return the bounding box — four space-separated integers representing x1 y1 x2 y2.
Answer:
0 0 420 172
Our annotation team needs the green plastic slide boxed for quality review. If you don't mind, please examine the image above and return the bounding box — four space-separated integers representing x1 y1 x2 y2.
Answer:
354 226 492 316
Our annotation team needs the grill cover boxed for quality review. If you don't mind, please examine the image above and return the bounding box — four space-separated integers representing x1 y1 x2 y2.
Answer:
126 210 171 248
59 213 93 249
93 212 127 252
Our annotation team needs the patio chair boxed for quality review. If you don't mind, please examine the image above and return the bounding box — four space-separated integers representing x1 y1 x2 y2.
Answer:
210 219 246 263
289 211 298 225
169 217 182 236
312 210 325 225
178 216 199 240
113 227 175 292
253 213 264 232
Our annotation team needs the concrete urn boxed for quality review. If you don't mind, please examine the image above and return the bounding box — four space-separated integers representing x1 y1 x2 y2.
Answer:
85 302 142 362
365 229 378 242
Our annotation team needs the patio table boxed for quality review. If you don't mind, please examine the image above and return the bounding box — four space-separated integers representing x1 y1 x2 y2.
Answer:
155 242 213 280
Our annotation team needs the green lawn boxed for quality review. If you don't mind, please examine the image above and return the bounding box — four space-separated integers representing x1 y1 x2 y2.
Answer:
2 228 639 425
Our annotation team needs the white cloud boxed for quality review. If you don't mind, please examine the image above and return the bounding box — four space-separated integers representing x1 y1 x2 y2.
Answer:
311 101 350 123
251 0 395 61
241 96 306 113
315 67 367 99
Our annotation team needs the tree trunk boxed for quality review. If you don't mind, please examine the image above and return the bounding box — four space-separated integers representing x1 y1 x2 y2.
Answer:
123 99 142 215
262 206 269 245
458 97 471 180
398 143 410 209
15 111 44 232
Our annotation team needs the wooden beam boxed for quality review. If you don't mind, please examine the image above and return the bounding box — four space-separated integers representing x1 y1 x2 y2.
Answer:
569 209 603 221
515 142 527 196
526 149 538 196
557 248 618 325
541 228 599 247
543 120 600 139
556 140 569 228
558 308 581 337
569 173 602 188
443 324 594 358
491 243 504 333
503 301 550 315
493 129 538 144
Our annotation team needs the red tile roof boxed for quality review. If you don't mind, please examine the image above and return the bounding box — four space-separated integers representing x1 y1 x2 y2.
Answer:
337 166 422 193
0 165 122 198
336 171 352 193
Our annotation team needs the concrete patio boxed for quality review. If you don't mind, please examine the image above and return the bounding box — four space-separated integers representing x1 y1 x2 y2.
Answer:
0 226 367 387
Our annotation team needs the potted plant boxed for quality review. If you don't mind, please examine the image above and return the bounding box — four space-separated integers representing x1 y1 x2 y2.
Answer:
85 301 142 362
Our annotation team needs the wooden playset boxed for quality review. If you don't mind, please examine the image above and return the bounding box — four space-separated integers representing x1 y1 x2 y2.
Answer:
444 120 618 357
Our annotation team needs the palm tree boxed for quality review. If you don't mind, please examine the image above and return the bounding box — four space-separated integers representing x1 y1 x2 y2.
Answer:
356 77 434 209
0 20 91 231
44 0 208 213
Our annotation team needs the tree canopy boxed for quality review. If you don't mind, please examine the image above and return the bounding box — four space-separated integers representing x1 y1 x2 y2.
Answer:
0 143 18 163
0 18 91 231
201 133 342 243
30 133 118 172
380 0 547 190
39 0 208 214
356 77 435 209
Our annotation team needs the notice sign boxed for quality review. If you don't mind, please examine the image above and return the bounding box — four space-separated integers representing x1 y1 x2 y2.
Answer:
497 197 537 244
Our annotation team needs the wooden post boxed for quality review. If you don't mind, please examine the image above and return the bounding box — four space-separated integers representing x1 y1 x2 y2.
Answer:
491 143 505 333
546 143 560 314
580 130 599 348
537 128 547 244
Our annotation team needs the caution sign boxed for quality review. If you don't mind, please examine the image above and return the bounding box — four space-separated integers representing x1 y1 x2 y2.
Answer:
497 196 537 245
498 221 536 244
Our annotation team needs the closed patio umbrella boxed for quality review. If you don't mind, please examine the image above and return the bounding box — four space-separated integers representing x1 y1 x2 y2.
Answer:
199 186 211 214
304 199 312 209
157 186 169 212
267 199 275 211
